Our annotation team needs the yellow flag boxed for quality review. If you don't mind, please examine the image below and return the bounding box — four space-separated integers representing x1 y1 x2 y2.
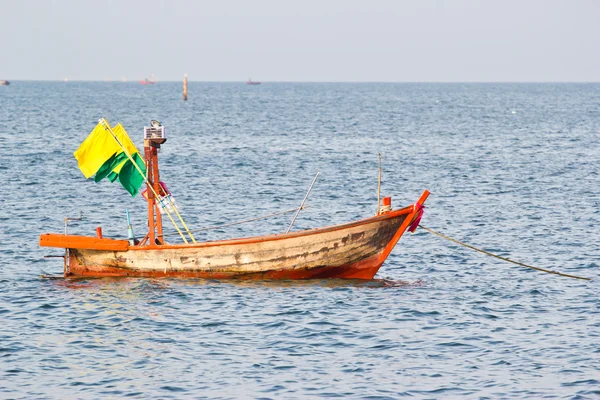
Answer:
73 122 122 178
109 123 140 174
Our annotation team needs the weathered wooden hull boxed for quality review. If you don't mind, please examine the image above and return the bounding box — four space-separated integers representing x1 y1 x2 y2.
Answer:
40 191 429 280
69 211 407 279
40 191 429 279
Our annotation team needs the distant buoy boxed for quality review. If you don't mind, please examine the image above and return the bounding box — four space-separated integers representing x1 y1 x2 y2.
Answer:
183 74 188 101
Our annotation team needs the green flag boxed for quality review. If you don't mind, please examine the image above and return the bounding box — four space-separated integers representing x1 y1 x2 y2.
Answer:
76 122 146 197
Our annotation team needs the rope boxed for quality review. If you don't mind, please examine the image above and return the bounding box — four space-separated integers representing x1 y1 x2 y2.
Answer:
418 225 591 281
161 206 310 238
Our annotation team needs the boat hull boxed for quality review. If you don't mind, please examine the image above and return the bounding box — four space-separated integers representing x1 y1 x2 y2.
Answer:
65 209 411 279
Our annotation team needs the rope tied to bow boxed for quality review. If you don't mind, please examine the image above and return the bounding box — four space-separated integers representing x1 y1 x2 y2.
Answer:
418 224 591 281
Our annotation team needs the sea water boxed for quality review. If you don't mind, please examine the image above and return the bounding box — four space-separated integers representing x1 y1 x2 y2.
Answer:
0 82 598 399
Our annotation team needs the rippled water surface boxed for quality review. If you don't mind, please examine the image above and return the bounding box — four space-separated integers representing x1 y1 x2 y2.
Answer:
0 82 599 399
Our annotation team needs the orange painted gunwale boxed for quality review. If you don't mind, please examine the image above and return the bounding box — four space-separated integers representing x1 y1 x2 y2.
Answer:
128 204 416 252
39 234 129 251
40 192 428 253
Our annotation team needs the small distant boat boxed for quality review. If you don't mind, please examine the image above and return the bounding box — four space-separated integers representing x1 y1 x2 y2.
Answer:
0 80 9 85
140 76 156 85
246 78 261 85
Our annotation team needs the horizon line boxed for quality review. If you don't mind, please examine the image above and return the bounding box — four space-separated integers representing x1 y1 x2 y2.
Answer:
3 79 600 84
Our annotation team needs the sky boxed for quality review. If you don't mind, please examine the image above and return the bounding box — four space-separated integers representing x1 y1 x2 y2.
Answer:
0 0 598 82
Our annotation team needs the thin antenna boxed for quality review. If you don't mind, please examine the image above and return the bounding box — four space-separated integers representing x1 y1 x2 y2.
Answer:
377 153 382 214
286 172 320 234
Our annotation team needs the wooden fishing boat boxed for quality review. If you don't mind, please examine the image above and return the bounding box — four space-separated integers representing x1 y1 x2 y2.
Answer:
40 120 429 280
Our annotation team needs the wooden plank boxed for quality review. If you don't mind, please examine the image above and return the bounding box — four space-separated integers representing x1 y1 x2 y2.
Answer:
39 234 129 251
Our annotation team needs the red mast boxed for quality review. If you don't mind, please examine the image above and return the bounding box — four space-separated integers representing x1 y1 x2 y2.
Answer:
143 121 167 245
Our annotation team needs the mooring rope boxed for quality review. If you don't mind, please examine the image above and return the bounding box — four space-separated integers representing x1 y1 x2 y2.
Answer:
418 225 591 281
161 206 311 238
